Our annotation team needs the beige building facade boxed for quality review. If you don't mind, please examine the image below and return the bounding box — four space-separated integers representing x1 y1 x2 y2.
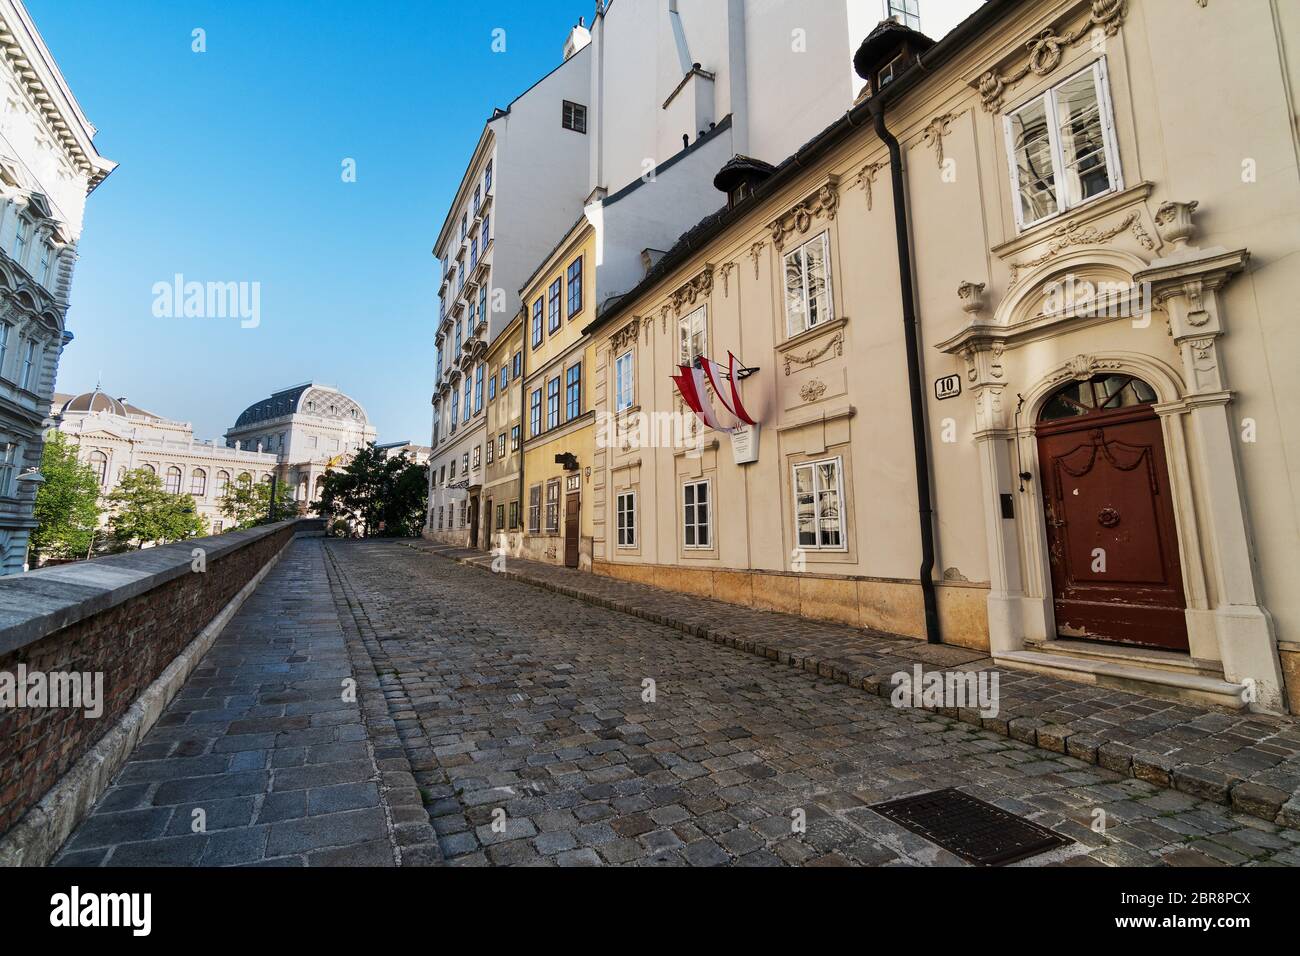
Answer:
585 0 1300 714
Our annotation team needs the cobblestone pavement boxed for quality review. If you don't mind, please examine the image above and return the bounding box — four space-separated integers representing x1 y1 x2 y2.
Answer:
52 539 437 867
407 542 1300 829
324 539 1300 867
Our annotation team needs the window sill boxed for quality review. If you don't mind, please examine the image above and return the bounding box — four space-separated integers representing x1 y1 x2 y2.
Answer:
776 316 848 354
992 181 1153 258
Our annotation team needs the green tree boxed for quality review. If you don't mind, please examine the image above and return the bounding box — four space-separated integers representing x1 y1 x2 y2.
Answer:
105 468 206 550
30 431 102 562
313 445 426 538
218 477 297 531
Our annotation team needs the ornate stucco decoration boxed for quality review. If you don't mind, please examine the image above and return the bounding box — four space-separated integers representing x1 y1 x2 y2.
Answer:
748 241 766 279
611 318 640 353
1008 211 1152 285
670 265 714 315
1154 200 1199 251
857 161 886 211
768 176 841 253
958 281 987 314
970 0 1127 113
660 304 671 334
642 316 653 343
799 379 827 403
1050 354 1124 385
719 261 736 298
919 114 957 168
783 331 843 376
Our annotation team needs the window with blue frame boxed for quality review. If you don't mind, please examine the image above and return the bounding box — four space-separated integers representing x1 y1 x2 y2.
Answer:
566 256 583 317
531 297 544 348
499 365 508 391
546 377 560 430
478 285 488 327
565 363 581 420
530 389 542 437
548 278 562 332
485 159 493 193
489 372 497 402
455 320 463 353
463 379 471 422
482 214 490 244
474 365 484 413
512 351 522 378
450 391 459 431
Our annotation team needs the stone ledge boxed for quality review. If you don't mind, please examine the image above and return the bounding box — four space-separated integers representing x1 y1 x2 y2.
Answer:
0 519 319 657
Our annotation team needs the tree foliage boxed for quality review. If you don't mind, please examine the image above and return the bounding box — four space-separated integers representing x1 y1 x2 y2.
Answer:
218 478 297 531
105 468 206 550
30 431 103 562
313 444 427 538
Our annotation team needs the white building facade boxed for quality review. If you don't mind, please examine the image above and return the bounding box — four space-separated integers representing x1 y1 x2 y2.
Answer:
53 388 279 535
225 382 377 507
0 0 114 574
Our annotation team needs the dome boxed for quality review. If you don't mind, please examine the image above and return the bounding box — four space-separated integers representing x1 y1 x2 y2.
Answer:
62 388 127 417
233 383 369 429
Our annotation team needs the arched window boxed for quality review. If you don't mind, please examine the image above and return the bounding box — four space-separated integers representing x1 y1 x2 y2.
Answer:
238 472 252 489
141 463 156 475
165 466 182 494
88 450 108 487
190 468 207 496
314 475 325 501
215 471 230 496
1039 374 1157 422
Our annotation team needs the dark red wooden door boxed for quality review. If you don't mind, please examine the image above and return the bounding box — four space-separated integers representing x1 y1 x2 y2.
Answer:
564 494 580 568
1037 404 1188 650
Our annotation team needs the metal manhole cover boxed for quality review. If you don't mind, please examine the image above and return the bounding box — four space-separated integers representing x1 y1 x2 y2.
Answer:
869 788 1071 866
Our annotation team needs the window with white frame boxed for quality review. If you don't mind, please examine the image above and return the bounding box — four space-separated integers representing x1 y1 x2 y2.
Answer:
784 232 832 337
678 306 706 366
793 457 846 550
165 466 183 494
528 483 541 533
89 450 108 487
13 217 29 263
682 479 711 550
19 339 37 391
614 351 635 412
190 469 207 496
1004 59 1121 230
616 491 636 548
545 479 560 533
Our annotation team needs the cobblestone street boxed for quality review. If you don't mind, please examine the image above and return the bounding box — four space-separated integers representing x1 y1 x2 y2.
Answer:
53 538 1300 867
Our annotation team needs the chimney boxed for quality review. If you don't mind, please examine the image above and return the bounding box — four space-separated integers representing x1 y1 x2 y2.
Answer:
564 16 591 60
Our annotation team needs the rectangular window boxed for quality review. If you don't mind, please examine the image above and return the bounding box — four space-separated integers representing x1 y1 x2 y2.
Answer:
548 278 562 332
532 297 544 348
462 452 470 475
510 424 521 451
460 213 468 240
0 322 9 378
496 503 505 531
13 218 28 262
472 446 480 470
784 232 832 337
499 365 508 391
562 100 587 134
545 479 561 533
437 506 444 531
566 256 583 317
529 389 542 437
565 363 581 421
488 372 497 402
1004 59 1120 230
793 457 846 550
463 379 471 422
509 500 519 530
485 159 493 192
682 480 712 550
486 438 495 465
481 213 490 245
678 306 707 366
474 365 484 413
20 340 37 391
616 491 637 548
546 377 560 430
528 484 541 533
512 351 522 378
478 285 488 328
615 351 635 412
38 243 51 286
887 0 920 33
497 434 506 459
470 236 478 268
0 442 16 497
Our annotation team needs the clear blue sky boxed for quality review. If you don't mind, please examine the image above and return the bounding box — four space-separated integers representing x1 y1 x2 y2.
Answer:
30 0 584 445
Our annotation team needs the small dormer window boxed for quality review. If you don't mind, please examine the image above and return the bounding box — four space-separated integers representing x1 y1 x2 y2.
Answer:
730 182 752 207
879 52 907 90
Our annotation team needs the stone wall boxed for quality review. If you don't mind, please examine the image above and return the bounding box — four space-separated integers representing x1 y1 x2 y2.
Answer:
0 519 319 849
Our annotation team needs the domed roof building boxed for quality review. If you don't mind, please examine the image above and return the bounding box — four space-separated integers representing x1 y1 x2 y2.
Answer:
60 388 128 418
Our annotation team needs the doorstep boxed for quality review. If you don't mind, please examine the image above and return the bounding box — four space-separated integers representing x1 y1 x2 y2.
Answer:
406 541 1300 829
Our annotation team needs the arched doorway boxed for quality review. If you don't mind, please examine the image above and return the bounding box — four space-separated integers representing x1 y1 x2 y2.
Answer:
1036 373 1188 651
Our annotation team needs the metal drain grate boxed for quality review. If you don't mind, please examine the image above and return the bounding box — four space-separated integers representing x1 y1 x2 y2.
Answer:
870 788 1071 866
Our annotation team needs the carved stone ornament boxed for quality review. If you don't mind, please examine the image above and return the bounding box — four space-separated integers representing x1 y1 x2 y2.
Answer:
919 114 957 168
857 161 886 211
957 281 987 314
799 379 827 403
769 178 840 252
719 261 736 297
1008 211 1151 285
1052 353 1124 384
670 266 714 315
783 331 844 376
970 0 1127 113
748 241 766 279
611 319 640 353
1154 200 1199 250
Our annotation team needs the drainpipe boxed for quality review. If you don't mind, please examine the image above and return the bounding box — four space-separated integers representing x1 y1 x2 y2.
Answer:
872 102 941 645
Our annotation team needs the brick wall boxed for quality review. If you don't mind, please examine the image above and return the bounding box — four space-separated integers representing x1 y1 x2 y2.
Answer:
0 522 302 838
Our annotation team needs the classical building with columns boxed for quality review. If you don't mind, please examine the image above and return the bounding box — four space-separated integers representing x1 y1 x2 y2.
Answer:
52 387 279 535
584 0 1300 714
224 382 377 507
0 0 114 574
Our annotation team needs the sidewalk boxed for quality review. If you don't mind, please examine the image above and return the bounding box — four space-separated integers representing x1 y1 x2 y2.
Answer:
406 541 1300 829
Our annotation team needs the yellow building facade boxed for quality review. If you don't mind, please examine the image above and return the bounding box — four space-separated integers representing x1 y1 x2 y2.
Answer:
480 314 524 555
520 219 596 568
